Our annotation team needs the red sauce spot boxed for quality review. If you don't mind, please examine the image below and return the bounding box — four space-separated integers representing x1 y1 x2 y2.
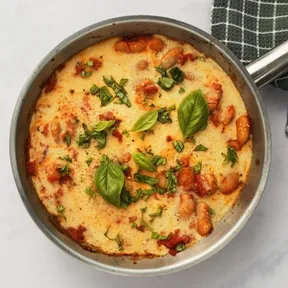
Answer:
166 135 173 142
157 229 191 256
112 129 123 142
54 188 64 205
66 225 86 242
178 53 196 65
44 73 57 94
26 161 36 176
255 159 260 166
124 167 132 180
116 219 121 224
129 216 138 223
59 174 72 185
68 148 78 161
89 57 102 70
179 155 190 167
75 62 85 75
211 82 223 95
99 111 115 121
143 84 158 96
42 123 49 137
57 63 66 71
136 225 145 232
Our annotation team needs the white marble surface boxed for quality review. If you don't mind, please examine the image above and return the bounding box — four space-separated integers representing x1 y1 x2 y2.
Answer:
1 0 288 287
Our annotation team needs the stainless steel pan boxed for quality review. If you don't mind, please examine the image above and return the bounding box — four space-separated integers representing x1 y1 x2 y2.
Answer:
10 16 288 276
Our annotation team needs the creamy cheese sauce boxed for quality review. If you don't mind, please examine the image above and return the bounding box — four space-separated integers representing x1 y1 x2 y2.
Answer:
28 35 252 257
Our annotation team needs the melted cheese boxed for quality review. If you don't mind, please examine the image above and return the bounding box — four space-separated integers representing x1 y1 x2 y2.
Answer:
28 35 252 257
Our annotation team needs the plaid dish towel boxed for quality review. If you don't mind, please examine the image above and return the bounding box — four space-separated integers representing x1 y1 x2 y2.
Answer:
211 0 288 90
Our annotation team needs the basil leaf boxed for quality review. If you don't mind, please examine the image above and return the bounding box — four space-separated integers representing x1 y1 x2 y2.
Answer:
177 89 209 138
222 146 238 167
151 231 169 240
173 141 184 152
94 120 115 132
194 144 208 151
166 170 177 192
158 77 174 91
94 156 125 208
64 132 71 147
134 172 159 186
179 87 185 94
193 161 202 174
103 76 131 107
151 155 167 167
156 65 168 77
169 67 185 83
57 205 66 219
171 159 182 172
91 131 107 150
122 129 130 137
99 86 113 106
90 84 100 95
157 105 176 124
133 152 156 172
131 110 158 132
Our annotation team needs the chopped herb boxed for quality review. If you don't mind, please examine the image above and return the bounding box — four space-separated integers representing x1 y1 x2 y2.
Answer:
131 222 137 228
151 155 167 167
57 205 66 219
179 87 185 94
173 141 184 152
119 78 128 87
121 164 129 171
140 129 154 141
169 67 185 83
98 86 113 106
193 161 202 174
103 76 131 107
77 123 108 150
197 55 206 62
187 136 196 144
85 187 96 198
194 144 208 151
90 84 100 95
171 159 182 172
166 170 177 193
59 165 70 175
64 132 71 147
149 206 164 222
144 147 154 155
157 105 176 124
86 157 93 167
85 60 94 67
141 207 147 213
155 65 168 77
222 146 238 167
134 172 159 186
176 243 185 252
122 129 130 137
208 207 215 215
80 70 92 78
151 231 169 240
149 103 156 108
59 155 72 163
104 227 123 251
158 77 174 91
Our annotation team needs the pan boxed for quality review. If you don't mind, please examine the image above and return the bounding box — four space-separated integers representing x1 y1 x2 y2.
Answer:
10 15 287 276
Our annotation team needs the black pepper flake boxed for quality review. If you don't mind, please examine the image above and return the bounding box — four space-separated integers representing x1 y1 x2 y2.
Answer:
69 89 75 94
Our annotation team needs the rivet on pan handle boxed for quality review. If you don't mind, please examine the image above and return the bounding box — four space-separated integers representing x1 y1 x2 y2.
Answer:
246 40 288 88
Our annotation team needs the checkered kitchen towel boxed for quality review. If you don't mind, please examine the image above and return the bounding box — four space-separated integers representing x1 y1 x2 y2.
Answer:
211 0 288 90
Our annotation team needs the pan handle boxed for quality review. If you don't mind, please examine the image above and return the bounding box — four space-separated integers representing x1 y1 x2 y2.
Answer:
246 40 288 88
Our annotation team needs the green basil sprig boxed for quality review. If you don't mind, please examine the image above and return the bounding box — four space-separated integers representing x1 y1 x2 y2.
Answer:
134 172 159 186
94 156 125 208
222 146 238 167
131 110 158 132
133 152 156 172
177 89 209 138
